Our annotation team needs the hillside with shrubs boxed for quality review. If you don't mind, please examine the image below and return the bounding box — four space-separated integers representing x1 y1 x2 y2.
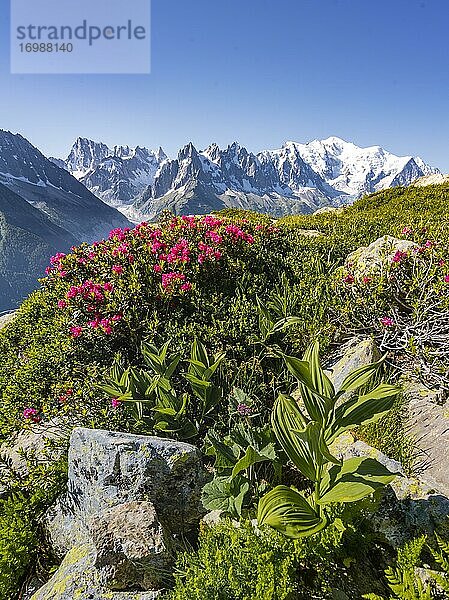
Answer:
1 183 449 599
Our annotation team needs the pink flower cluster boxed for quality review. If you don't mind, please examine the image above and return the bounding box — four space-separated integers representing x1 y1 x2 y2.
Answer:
23 407 41 423
58 388 73 405
198 241 222 264
225 224 254 244
47 215 273 338
392 250 408 264
380 317 394 328
167 238 190 264
161 272 192 293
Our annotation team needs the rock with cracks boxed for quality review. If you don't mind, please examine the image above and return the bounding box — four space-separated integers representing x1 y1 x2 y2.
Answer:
36 428 207 598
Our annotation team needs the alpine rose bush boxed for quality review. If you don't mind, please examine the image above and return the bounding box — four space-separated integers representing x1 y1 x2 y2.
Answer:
335 231 449 388
0 214 292 438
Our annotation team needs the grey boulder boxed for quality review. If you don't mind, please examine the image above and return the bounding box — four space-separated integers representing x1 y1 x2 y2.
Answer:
403 380 449 497
46 427 207 557
336 437 449 548
346 235 417 277
92 501 172 591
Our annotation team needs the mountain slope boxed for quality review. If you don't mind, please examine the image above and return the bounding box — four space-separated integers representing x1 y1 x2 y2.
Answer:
0 182 78 310
0 130 132 241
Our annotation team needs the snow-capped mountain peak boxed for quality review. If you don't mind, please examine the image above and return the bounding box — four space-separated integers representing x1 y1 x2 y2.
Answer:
289 137 439 197
50 134 439 219
54 139 168 208
65 137 110 178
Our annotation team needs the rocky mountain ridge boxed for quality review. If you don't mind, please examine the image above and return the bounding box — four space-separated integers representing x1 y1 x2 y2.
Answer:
55 136 438 220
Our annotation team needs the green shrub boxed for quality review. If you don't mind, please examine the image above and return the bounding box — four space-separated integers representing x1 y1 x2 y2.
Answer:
166 517 357 600
0 494 38 600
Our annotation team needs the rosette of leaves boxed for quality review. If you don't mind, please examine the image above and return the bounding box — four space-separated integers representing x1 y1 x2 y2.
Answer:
258 341 401 538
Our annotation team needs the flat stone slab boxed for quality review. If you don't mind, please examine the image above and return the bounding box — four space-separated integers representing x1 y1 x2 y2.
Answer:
403 381 449 497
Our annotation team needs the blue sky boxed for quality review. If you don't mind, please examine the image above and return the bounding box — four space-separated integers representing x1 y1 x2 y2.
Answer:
1 0 448 169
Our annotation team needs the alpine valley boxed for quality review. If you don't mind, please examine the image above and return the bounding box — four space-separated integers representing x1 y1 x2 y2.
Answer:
0 128 439 309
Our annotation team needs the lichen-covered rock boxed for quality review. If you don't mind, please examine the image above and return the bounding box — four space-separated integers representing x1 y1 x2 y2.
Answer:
403 380 449 497
325 337 379 392
346 235 417 277
46 428 207 558
91 501 172 591
31 544 162 600
336 438 449 548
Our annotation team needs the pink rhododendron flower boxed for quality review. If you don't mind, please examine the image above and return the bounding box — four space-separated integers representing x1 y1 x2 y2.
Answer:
343 274 355 284
362 276 372 284
109 228 127 241
201 215 224 229
23 408 41 423
180 282 192 292
50 252 66 266
112 265 123 275
380 317 394 327
401 227 413 235
70 326 83 338
67 286 79 299
439 259 446 267
392 250 407 263
205 231 223 244
153 264 162 273
445 275 449 284
103 282 114 292
58 271 67 278
111 398 121 409
57 300 67 309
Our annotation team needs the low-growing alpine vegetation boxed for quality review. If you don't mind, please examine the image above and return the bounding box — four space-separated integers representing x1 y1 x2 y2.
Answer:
1 183 449 598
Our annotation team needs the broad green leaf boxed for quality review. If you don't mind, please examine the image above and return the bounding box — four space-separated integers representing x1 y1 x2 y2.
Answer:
232 445 272 478
97 383 122 397
338 355 386 394
206 430 240 470
328 384 400 442
283 355 313 387
258 485 326 539
151 406 177 416
165 355 181 379
283 353 329 423
294 422 342 467
304 341 335 400
271 395 316 481
204 352 226 379
318 457 399 504
191 339 209 368
202 476 250 517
